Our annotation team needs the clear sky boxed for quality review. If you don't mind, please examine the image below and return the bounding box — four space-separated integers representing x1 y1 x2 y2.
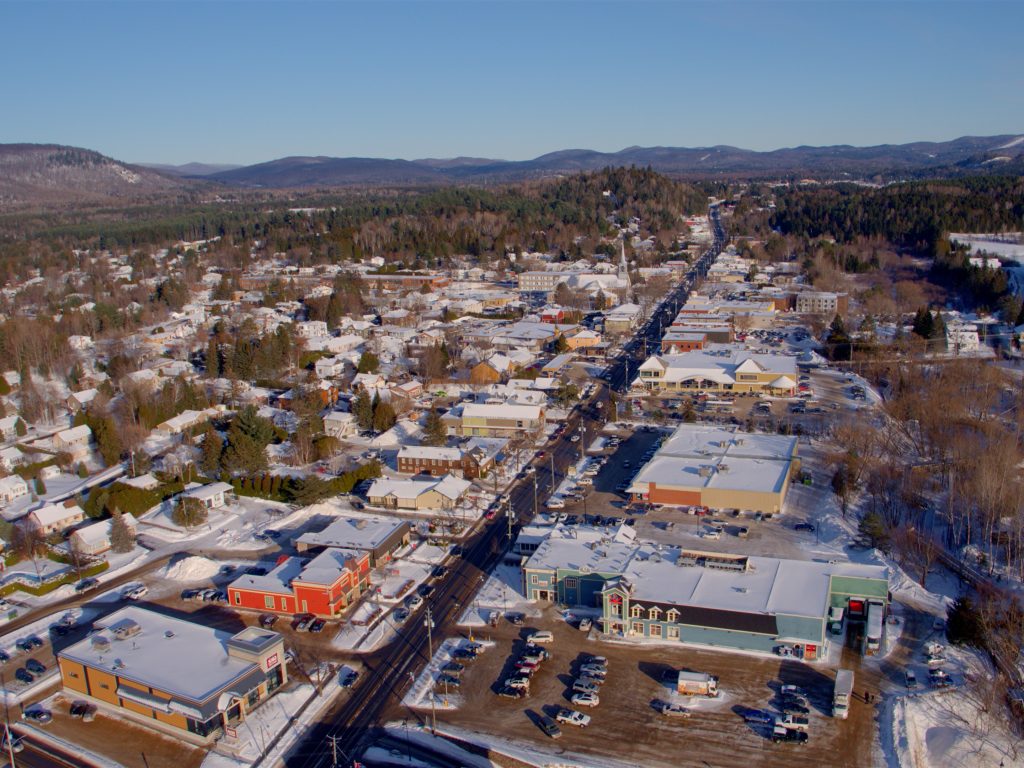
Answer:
2 0 1022 165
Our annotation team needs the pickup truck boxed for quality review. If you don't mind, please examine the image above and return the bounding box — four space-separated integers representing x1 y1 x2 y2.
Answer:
777 714 809 731
772 725 809 744
555 708 591 727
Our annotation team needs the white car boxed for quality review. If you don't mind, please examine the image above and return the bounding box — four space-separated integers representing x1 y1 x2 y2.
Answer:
546 498 565 510
570 435 581 443
572 679 600 694
571 692 600 707
527 630 554 644
555 709 591 727
123 585 148 600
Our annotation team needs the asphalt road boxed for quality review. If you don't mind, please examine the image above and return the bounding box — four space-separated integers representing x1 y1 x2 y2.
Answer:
285 208 727 767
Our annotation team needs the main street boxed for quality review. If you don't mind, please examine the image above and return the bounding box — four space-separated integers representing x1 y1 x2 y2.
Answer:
285 206 726 767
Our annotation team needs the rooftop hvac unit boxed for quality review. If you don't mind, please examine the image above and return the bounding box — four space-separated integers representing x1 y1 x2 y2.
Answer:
698 466 713 478
719 464 729 473
91 635 111 652
355 519 368 530
111 619 142 640
650 552 662 563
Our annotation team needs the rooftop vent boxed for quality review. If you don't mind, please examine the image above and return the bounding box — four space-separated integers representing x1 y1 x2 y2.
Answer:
164 630 175 639
111 619 142 640
355 519 368 530
91 635 111 652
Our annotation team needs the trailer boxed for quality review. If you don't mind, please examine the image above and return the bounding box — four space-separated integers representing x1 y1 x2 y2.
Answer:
833 669 854 719
864 600 884 655
676 670 719 698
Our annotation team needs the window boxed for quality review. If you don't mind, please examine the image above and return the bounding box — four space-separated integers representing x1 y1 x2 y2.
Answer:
667 626 680 639
564 577 578 590
666 609 679 622
234 592 241 605
264 595 274 609
630 605 643 618
530 575 539 585
650 624 662 638
631 621 644 635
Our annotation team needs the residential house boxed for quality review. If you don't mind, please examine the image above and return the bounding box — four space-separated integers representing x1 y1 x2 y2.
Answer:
0 415 21 441
69 515 137 555
0 475 29 505
53 425 93 457
30 502 86 536
366 475 471 510
180 482 233 511
323 411 357 438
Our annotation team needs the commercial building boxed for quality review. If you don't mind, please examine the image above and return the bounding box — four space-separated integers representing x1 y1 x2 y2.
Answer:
795 291 848 316
295 515 411 564
228 547 371 617
521 525 888 660
627 424 798 514
633 351 797 396
396 444 495 479
446 403 545 439
517 271 573 294
58 607 287 743
604 304 643 334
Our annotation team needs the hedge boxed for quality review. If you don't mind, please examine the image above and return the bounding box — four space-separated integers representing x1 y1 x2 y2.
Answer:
0 560 109 597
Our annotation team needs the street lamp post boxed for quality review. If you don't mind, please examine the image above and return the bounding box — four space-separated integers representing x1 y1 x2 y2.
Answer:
424 607 436 734
532 475 538 517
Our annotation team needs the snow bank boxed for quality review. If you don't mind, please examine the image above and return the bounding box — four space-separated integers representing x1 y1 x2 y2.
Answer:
162 556 220 582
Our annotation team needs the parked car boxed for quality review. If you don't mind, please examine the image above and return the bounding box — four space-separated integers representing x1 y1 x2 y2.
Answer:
339 669 359 688
0 650 9 664
579 663 606 678
527 630 554 644
578 617 593 632
506 612 525 625
393 608 410 622
555 708 591 727
27 636 43 649
22 707 51 725
26 659 45 675
771 725 808 744
905 670 918 689
75 577 99 593
404 594 423 609
537 715 562 739
497 686 526 699
294 614 314 631
441 661 464 675
452 648 479 661
259 614 278 629
309 618 326 633
69 701 96 721
655 701 691 718
570 692 599 707
743 708 776 726
436 674 461 688
794 522 815 532
504 676 530 690
572 679 600 695
14 668 33 684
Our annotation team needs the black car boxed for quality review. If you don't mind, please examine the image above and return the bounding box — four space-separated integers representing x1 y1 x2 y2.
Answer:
21 708 51 725
49 624 69 637
772 727 808 745
436 674 461 688
15 668 33 684
259 614 278 629
452 648 478 661
0 650 9 664
506 612 525 626
538 715 562 739
69 701 90 719
28 636 43 649
75 578 99 593
26 659 45 675
339 669 358 688
442 661 464 675
431 566 448 579
794 522 815 532
181 588 201 600
309 618 326 633
14 639 32 652
780 701 810 715
417 583 435 598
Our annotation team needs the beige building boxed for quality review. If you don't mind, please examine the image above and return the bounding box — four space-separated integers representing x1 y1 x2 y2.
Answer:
446 403 545 438
366 474 471 510
634 351 797 396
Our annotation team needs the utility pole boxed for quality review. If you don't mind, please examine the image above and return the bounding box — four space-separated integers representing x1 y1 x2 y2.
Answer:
532 475 538 518
507 499 515 541
4 722 15 768
328 734 339 767
424 606 436 734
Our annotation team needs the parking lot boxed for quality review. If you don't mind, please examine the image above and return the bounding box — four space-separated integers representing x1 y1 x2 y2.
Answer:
419 604 895 767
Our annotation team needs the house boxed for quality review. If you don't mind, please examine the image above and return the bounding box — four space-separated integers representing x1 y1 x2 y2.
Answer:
66 389 100 413
0 447 27 472
314 356 346 379
448 403 546 438
946 321 981 354
633 351 797 396
0 416 21 441
564 328 602 351
470 355 512 385
58 607 287 743
54 424 93 456
29 502 86 536
228 548 371 617
366 474 471 510
660 332 708 353
67 335 94 351
69 515 137 555
180 482 233 511
155 408 220 436
323 411 357 438
0 475 29 505
294 515 411 564
396 444 495 479
278 381 338 410
295 321 329 339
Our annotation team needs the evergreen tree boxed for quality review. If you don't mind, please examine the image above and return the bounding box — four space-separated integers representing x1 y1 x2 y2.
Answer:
172 497 208 528
352 390 373 431
14 418 26 437
109 510 136 553
221 406 273 474
35 477 46 495
372 399 397 433
205 337 221 378
912 307 934 339
357 351 380 374
423 408 447 446
77 462 89 478
199 425 223 476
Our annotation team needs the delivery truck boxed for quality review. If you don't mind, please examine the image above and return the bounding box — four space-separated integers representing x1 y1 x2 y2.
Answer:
676 670 719 698
833 669 854 719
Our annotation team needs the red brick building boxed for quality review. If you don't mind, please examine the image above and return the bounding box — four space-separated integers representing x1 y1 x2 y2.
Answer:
228 548 371 617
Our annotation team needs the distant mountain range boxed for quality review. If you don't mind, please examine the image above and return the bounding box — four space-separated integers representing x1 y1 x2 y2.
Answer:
203 134 1024 187
1 135 1022 207
139 161 243 177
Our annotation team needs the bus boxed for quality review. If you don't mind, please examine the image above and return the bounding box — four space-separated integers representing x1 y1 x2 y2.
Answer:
864 600 884 655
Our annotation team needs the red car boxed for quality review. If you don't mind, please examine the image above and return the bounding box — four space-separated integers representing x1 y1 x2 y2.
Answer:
485 509 497 520
537 451 546 459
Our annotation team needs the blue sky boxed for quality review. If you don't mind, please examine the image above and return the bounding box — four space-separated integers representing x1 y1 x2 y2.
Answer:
2 1 1021 165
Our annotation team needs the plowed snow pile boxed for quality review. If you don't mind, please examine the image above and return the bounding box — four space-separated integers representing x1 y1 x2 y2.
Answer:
162 556 220 581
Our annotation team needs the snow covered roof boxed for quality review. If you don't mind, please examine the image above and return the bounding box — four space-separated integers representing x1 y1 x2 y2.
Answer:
366 474 470 502
182 481 232 502
71 515 136 547
58 606 280 716
31 503 84 527
462 403 542 420
296 515 410 552
55 424 92 444
398 445 463 462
